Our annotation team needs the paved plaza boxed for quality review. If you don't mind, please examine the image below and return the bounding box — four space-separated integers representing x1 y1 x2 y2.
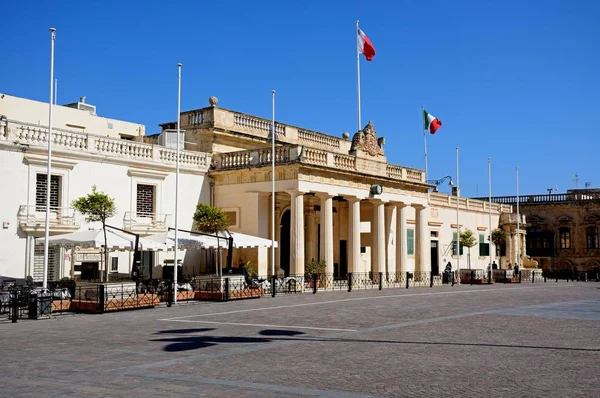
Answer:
1 282 599 397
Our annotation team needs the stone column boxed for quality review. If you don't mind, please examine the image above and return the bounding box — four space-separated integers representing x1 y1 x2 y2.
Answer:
396 203 409 273
414 205 430 272
371 200 386 274
289 191 305 276
385 204 397 274
318 193 334 275
347 197 361 273
305 200 317 264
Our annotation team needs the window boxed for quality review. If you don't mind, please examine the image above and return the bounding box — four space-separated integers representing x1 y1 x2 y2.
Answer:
36 173 60 210
452 232 464 255
136 184 155 216
479 233 489 256
559 227 571 249
587 226 599 249
526 226 554 257
407 228 414 255
111 257 119 272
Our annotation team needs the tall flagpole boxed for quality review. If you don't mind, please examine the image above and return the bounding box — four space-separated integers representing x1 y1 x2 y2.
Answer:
516 166 520 268
271 90 276 277
43 28 56 290
455 146 460 285
488 157 493 275
356 20 361 131
174 63 182 304
422 106 428 180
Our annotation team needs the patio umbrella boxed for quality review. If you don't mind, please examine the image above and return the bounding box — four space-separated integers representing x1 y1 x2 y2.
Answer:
144 231 210 250
37 229 169 251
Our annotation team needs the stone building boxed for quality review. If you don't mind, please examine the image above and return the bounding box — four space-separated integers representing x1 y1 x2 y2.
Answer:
486 189 600 272
1 93 522 281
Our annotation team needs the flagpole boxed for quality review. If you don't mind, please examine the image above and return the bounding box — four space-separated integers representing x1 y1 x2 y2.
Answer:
422 106 428 180
488 157 493 278
43 28 56 290
174 62 182 304
271 90 276 277
455 146 460 285
356 20 361 131
516 166 520 268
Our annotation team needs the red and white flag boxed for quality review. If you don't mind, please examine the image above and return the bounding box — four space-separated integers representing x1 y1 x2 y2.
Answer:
357 28 375 61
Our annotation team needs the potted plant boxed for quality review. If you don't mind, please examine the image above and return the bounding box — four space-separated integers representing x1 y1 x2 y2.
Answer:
305 259 326 288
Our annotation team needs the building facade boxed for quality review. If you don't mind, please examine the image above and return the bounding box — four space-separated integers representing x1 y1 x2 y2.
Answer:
487 190 600 272
1 93 523 282
0 94 210 281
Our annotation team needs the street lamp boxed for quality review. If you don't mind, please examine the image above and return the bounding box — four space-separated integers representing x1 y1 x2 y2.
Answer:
426 175 454 192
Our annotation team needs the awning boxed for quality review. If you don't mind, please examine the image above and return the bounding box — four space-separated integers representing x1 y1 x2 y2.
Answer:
145 230 277 249
37 229 169 251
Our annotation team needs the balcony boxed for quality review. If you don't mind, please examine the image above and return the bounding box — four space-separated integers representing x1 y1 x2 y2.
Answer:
17 205 80 233
211 146 426 185
123 212 170 234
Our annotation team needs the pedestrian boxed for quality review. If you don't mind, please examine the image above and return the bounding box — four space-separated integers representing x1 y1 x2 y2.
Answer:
507 262 512 270
492 261 498 270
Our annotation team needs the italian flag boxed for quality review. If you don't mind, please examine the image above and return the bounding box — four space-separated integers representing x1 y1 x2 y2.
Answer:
357 28 375 61
423 109 442 134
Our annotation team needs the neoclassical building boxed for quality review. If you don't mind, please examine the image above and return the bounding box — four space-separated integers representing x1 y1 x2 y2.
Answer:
158 97 515 278
1 93 521 281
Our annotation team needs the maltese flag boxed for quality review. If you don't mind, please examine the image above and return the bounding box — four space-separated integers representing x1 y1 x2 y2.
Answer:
357 28 376 61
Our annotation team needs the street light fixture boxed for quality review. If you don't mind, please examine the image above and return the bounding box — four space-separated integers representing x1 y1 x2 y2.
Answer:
426 175 454 192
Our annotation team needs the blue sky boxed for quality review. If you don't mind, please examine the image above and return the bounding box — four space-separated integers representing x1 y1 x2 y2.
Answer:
1 0 598 197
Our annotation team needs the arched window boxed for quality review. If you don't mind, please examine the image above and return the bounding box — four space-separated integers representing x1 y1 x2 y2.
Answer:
587 226 599 249
559 227 571 249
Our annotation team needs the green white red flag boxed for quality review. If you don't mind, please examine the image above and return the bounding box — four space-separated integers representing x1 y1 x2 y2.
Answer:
423 109 442 134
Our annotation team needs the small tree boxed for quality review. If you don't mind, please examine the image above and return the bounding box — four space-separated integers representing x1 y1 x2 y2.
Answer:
491 228 506 268
193 203 229 274
193 203 229 234
460 228 477 269
72 185 116 282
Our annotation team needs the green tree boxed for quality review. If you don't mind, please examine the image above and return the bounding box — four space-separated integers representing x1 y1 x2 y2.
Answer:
193 203 229 234
193 203 229 274
491 228 506 267
460 228 478 269
72 185 116 282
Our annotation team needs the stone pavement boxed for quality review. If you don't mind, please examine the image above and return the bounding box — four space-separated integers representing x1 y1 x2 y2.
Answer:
0 282 599 397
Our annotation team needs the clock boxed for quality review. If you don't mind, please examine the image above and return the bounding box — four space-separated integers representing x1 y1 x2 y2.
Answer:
371 184 383 195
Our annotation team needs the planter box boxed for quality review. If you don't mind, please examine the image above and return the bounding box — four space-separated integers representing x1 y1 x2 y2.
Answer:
52 300 71 312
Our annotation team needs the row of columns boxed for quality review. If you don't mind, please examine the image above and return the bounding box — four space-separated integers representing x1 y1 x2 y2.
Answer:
286 191 430 276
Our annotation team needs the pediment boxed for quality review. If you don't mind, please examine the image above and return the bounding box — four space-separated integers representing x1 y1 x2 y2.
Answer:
527 215 545 225
557 215 573 224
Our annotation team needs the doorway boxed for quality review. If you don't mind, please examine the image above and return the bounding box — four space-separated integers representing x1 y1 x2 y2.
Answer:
430 240 439 275
339 240 347 278
280 209 291 276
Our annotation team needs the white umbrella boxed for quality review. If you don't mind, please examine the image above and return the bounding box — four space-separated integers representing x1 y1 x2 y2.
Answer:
145 231 209 250
38 229 169 251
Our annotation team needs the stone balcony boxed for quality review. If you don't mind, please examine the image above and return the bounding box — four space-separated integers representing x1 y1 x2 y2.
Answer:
0 119 211 171
17 205 80 233
211 145 426 185
123 211 170 235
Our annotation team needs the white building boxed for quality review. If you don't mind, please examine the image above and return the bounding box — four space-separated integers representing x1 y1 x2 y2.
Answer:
0 93 210 281
0 93 523 283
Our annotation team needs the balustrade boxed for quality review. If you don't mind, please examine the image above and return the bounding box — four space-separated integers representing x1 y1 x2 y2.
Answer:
233 113 285 136
6 121 208 170
298 129 340 149
333 154 356 170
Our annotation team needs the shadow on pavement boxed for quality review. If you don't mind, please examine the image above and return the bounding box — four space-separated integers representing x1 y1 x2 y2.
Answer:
151 328 600 353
